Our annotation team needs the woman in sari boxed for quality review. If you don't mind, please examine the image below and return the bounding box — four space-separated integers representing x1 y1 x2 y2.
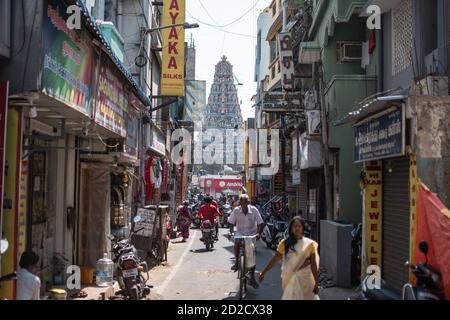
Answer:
259 216 320 300
176 201 192 242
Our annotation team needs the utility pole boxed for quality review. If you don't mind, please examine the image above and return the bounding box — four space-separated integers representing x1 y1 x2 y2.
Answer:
316 60 333 221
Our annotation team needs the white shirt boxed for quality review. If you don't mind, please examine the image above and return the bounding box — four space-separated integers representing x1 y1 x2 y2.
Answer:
228 205 264 236
16 268 40 300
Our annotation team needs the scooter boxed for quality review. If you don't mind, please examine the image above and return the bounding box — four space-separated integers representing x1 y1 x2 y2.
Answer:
110 216 152 300
356 240 444 300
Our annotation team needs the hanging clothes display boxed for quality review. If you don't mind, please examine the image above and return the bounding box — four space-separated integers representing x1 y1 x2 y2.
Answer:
152 157 162 189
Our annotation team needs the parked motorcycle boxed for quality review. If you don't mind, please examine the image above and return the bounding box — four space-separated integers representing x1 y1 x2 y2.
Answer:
200 220 216 251
356 240 444 300
110 216 152 300
261 216 288 249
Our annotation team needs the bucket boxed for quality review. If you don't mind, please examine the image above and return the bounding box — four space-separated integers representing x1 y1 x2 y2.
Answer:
80 266 95 285
49 288 67 300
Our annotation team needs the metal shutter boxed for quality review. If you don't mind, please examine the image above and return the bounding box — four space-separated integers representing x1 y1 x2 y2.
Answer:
382 157 410 293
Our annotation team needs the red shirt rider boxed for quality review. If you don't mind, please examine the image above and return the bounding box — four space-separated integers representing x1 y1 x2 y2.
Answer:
198 203 221 224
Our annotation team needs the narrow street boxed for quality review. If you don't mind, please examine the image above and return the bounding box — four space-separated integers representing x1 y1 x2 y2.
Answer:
150 228 282 300
148 227 354 300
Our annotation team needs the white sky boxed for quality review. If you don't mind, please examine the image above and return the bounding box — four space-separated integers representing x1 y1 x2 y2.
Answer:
185 0 273 121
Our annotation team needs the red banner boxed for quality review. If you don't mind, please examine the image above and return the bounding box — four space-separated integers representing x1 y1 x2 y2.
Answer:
415 183 450 299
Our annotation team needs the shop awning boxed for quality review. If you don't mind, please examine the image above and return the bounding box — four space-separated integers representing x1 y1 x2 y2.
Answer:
334 87 409 126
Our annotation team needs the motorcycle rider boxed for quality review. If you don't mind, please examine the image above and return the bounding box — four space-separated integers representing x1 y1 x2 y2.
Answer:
198 197 221 241
228 194 264 289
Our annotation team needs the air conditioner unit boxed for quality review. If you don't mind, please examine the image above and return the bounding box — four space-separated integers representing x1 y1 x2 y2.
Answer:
338 42 362 63
419 76 449 96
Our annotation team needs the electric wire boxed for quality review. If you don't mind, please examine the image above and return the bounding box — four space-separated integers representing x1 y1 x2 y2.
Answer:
197 0 263 28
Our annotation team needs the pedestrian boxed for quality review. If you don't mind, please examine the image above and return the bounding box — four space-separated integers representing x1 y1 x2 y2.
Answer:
16 251 41 300
259 216 320 300
176 200 192 242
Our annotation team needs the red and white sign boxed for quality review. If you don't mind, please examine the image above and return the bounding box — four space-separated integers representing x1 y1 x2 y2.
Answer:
200 177 242 191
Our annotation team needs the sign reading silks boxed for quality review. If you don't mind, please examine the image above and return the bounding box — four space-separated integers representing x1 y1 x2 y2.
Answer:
161 0 186 96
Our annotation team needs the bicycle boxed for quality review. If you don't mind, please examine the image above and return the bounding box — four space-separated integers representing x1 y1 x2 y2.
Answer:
234 234 257 300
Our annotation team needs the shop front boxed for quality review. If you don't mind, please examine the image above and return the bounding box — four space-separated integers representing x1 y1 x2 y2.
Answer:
0 0 150 298
349 102 411 292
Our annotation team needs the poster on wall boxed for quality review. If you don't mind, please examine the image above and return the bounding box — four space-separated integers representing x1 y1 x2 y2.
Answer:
42 0 95 116
134 207 157 238
125 107 139 158
161 0 186 96
95 53 128 138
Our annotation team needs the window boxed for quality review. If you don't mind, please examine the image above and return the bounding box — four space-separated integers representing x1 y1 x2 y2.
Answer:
336 42 362 63
392 0 413 75
256 31 262 62
270 39 277 62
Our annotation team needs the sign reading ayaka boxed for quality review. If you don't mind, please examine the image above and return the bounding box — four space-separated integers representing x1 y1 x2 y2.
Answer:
354 107 405 163
278 32 295 91
161 0 185 96
262 91 302 113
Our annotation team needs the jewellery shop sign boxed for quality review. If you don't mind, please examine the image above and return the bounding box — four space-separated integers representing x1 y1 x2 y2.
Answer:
354 106 405 163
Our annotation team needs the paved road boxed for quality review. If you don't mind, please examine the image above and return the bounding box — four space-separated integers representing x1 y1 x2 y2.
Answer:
148 227 355 300
149 227 282 300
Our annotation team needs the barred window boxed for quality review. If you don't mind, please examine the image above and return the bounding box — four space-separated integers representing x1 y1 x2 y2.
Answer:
392 0 413 75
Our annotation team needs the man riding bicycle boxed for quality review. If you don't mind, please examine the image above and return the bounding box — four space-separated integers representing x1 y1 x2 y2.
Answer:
228 194 264 289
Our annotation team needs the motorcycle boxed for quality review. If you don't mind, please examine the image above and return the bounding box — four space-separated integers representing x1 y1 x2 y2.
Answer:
0 239 17 283
261 216 288 249
110 216 152 300
356 240 444 300
219 204 232 228
200 220 216 251
190 203 202 228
